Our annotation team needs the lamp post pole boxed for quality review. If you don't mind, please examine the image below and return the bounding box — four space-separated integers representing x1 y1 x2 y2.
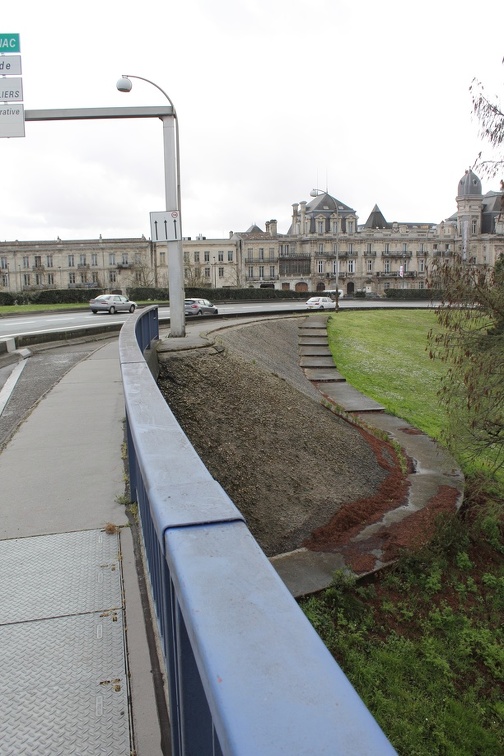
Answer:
117 75 185 337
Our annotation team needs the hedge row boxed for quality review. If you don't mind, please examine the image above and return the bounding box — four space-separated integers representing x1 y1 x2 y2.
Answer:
0 289 103 306
384 288 441 300
128 287 313 302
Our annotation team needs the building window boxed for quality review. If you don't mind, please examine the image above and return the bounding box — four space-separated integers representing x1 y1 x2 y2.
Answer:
218 251 224 262
269 248 275 259
317 221 324 233
68 255 75 267
122 253 128 265
419 243 425 253
47 273 54 285
92 272 99 283
0 256 7 269
204 251 210 262
228 250 233 262
402 243 408 253
109 271 116 283
80 273 86 283
35 273 43 285
384 243 390 253
347 220 354 233
109 253 115 266
318 260 324 274
270 266 275 278
205 268 210 278
471 219 477 234
332 260 337 274
159 251 166 265
194 251 200 263
2 274 8 286
366 243 372 253
248 266 254 278
318 243 324 254
348 243 353 254
419 259 425 273
46 255 53 267
384 260 390 273
23 273 31 286
69 273 75 284
80 254 87 265
259 266 264 279
92 253 98 266
195 267 201 279
366 259 373 273
348 259 355 274
218 267 224 278
23 256 29 268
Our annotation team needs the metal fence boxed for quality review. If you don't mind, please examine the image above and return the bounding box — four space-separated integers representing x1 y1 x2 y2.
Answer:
119 305 396 755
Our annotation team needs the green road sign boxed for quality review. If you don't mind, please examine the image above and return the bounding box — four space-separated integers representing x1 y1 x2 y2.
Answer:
0 34 20 53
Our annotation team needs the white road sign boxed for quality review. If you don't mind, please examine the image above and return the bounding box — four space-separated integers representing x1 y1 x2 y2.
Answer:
150 210 181 241
0 55 21 75
0 77 23 101
0 104 24 137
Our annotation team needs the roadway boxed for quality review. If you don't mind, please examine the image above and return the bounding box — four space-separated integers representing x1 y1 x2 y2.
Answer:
0 298 436 340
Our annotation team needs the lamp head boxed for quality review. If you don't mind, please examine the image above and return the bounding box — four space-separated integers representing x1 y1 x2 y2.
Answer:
116 77 132 93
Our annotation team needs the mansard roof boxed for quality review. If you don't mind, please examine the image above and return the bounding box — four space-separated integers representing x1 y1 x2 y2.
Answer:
305 192 355 215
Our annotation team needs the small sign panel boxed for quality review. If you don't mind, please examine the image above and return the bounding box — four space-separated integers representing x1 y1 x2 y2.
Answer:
150 210 181 241
0 55 21 75
0 34 20 53
0 104 25 137
0 77 23 101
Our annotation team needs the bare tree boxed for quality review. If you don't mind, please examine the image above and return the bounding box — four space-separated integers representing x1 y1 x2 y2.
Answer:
470 56 504 179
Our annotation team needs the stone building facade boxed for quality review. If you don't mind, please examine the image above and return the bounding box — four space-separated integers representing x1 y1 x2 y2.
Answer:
1 170 502 296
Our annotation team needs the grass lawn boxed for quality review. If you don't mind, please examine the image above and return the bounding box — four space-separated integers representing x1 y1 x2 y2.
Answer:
327 309 447 439
301 309 504 755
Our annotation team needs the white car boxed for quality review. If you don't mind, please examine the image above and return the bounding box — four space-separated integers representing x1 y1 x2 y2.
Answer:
305 296 336 310
89 294 137 314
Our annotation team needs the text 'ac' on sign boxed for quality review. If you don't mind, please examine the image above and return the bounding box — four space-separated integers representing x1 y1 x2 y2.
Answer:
0 34 20 52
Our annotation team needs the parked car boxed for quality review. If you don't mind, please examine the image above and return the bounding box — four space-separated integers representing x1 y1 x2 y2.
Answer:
184 298 219 316
305 296 336 310
89 294 137 314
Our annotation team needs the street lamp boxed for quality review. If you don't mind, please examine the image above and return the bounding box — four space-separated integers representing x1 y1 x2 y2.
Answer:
116 75 185 337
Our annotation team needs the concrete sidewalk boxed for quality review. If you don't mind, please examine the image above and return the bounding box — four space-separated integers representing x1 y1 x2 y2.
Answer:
0 340 165 755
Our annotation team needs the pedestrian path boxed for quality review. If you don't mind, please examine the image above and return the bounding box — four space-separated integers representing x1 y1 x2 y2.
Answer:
0 340 163 756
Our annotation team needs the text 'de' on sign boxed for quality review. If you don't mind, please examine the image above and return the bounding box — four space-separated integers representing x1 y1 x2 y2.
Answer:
0 104 25 137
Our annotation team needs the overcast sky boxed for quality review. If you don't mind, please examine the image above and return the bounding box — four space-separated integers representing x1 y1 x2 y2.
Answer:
1 0 503 243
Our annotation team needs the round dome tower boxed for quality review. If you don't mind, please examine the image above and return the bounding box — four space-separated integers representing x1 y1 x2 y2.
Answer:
458 169 482 197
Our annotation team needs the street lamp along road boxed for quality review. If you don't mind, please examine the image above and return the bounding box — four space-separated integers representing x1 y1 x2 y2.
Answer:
310 189 344 309
117 75 185 337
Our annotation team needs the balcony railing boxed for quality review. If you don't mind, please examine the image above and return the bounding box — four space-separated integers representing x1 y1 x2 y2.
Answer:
244 275 279 281
376 271 418 278
119 306 396 756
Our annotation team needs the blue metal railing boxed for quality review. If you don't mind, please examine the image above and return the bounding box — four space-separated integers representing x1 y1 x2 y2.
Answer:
119 305 396 755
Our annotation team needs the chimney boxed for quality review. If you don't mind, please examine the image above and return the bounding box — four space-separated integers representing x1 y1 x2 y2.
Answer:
269 219 277 236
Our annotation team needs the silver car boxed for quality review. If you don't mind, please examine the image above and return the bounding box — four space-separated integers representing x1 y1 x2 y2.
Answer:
89 294 137 314
184 298 219 316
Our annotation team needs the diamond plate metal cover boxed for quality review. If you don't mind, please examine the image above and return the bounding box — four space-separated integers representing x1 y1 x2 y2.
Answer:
0 530 132 754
